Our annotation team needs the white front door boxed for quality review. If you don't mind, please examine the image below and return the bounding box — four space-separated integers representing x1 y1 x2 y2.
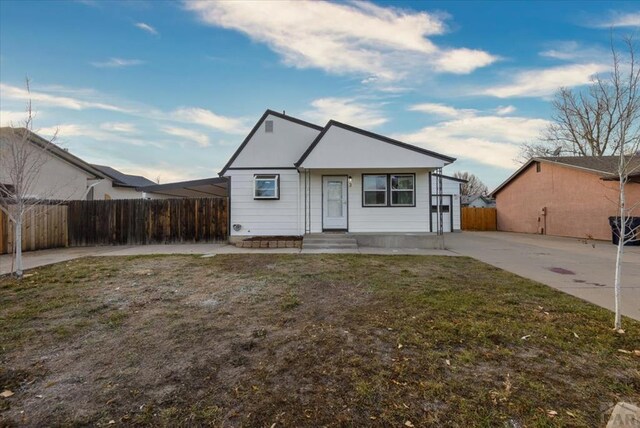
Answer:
323 176 348 230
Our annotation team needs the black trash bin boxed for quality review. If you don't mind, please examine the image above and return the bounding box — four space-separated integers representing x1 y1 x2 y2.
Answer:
608 216 640 246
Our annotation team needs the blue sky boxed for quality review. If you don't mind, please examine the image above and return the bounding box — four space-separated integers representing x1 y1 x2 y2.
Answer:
1 1 638 188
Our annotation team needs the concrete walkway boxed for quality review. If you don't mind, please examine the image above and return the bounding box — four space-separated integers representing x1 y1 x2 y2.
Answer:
446 232 640 321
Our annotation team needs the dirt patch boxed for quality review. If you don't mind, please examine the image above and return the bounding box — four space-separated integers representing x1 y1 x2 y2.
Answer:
1 254 639 426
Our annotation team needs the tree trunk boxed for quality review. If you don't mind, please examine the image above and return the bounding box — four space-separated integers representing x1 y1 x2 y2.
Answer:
613 179 625 331
15 216 23 278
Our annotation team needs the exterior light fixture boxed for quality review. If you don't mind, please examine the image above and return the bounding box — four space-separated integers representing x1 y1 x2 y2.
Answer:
348 176 353 187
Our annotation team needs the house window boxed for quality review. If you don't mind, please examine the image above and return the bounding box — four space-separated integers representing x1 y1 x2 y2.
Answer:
362 174 387 206
390 174 415 206
254 174 279 199
536 162 541 173
362 173 416 207
265 120 274 133
431 205 450 213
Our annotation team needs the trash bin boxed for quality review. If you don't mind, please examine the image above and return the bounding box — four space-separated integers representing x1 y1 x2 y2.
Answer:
608 216 640 246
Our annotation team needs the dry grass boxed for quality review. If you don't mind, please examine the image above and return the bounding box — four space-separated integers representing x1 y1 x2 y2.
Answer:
1 254 639 427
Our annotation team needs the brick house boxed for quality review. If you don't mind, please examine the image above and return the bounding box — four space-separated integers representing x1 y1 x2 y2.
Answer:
490 156 640 241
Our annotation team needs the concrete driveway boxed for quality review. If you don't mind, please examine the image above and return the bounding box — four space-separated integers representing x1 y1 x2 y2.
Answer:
446 232 640 321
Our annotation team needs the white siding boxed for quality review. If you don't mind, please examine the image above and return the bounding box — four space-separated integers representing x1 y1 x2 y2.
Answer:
431 175 461 231
230 114 320 168
92 180 145 200
307 169 431 233
300 126 448 169
227 169 302 237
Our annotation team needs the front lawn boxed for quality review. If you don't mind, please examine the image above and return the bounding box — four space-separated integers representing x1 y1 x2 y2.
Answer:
1 254 638 426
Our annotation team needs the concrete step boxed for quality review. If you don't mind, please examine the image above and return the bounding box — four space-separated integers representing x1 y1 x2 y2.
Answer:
303 243 359 249
305 233 350 240
303 238 356 245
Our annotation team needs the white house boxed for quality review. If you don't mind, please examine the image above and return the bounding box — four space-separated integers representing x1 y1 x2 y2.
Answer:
220 110 461 241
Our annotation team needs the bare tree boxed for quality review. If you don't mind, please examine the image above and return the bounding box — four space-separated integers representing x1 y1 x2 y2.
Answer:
536 36 640 331
0 79 90 278
453 171 488 196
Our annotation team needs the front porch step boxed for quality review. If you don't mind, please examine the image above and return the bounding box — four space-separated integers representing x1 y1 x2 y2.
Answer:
303 234 358 249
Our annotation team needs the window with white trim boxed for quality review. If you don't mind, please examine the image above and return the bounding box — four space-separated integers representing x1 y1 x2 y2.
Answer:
254 174 279 199
390 174 415 206
362 174 387 206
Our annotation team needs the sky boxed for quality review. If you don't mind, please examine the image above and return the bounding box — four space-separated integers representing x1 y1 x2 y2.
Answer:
1 1 639 189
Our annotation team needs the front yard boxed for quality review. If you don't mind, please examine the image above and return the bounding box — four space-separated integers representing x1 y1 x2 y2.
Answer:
1 254 638 426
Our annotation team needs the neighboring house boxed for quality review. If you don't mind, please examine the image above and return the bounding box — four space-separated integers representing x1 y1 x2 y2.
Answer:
0 128 156 201
491 156 640 241
138 177 228 199
91 164 157 200
0 127 107 200
431 173 464 232
461 194 496 208
220 110 458 239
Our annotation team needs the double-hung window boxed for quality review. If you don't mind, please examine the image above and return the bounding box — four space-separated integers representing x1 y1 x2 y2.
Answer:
390 174 415 206
362 174 387 206
254 174 279 199
362 174 415 207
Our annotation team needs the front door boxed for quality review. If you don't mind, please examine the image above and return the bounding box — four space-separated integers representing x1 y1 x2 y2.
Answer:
323 176 348 230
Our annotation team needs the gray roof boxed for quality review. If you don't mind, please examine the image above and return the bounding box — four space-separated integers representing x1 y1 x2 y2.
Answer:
138 177 228 197
91 164 156 188
461 194 495 205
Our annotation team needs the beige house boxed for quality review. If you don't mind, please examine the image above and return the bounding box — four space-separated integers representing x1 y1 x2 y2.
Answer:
491 156 640 241
0 128 155 200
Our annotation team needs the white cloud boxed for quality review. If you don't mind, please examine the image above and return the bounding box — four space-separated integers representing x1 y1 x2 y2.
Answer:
495 105 516 115
0 83 129 113
161 126 210 147
479 63 609 98
99 122 137 133
91 58 145 68
591 12 640 28
0 110 29 126
171 107 248 134
303 98 387 128
409 103 476 118
395 110 548 169
434 48 497 74
135 22 159 35
39 123 162 147
539 41 608 62
184 0 497 81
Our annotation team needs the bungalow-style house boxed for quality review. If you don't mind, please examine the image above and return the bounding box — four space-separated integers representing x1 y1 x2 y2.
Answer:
219 110 461 242
461 194 496 208
0 127 156 200
491 156 640 241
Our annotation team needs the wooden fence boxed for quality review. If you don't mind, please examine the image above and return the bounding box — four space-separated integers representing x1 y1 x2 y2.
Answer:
461 207 497 231
0 205 68 255
67 198 228 246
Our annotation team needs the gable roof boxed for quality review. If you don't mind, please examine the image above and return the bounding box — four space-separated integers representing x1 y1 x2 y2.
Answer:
295 120 456 167
219 109 323 176
0 127 106 179
461 194 495 205
490 155 640 197
91 164 156 188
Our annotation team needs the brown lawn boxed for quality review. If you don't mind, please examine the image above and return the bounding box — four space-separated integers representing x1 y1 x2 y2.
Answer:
0 254 639 427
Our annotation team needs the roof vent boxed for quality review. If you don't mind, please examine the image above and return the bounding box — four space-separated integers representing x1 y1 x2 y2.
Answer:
265 120 274 133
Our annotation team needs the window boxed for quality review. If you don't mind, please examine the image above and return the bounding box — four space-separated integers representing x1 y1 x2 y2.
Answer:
362 174 415 207
254 174 279 199
265 120 274 133
362 174 387 206
390 174 415 206
536 162 541 173
431 205 450 213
